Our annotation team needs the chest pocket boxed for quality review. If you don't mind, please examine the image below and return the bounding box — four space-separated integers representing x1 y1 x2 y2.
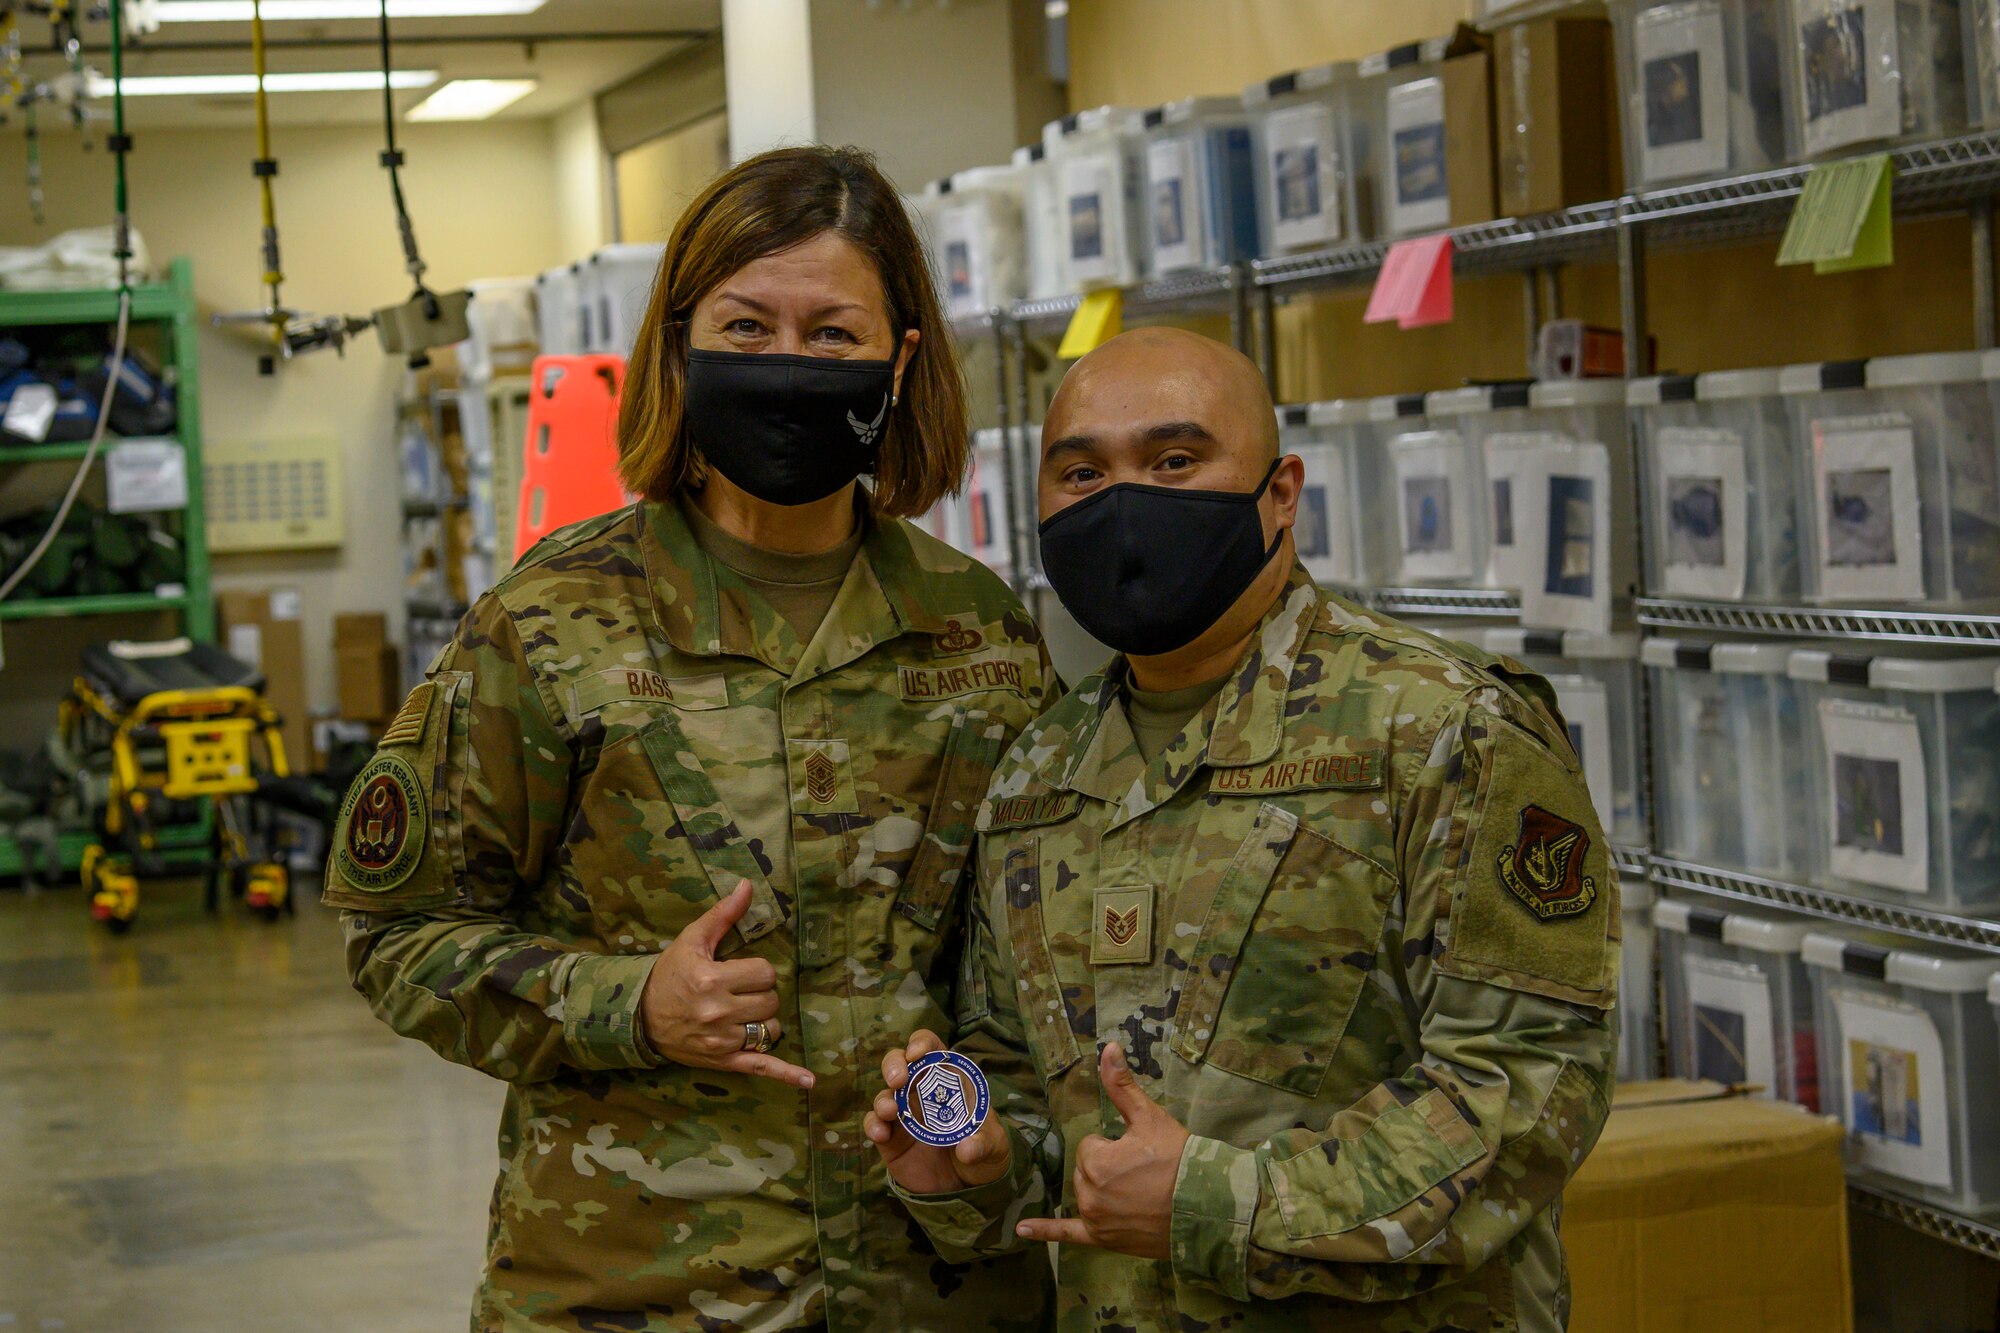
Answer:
1170 802 1397 1099
638 712 787 950
894 705 1008 933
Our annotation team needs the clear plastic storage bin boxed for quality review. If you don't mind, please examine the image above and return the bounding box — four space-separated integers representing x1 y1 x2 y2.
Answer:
1464 627 1646 847
1046 108 1149 292
1644 636 1814 878
461 277 538 382
1622 873 1660 1082
1656 899 1819 1106
925 164 1030 323
1781 353 2000 607
580 243 664 359
963 426 1018 584
1804 930 2000 1213
1140 98 1260 274
1969 0 2000 127
1013 143 1067 303
1790 648 2000 912
1389 396 1488 586
1632 369 1801 602
1284 400 1391 587
533 263 585 358
1364 33 1476 238
1611 0 1789 188
1241 61 1381 256
1427 381 1631 630
1783 0 1968 157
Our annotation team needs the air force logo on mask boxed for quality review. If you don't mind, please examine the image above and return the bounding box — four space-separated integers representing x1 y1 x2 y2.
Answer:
895 1049 990 1148
848 393 889 445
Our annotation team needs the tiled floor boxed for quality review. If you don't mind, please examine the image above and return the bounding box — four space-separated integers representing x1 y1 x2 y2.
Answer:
0 879 499 1332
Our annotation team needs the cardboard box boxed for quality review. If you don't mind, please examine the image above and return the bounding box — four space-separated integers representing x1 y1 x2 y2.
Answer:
1563 1080 1853 1332
336 643 401 724
215 587 313 774
1495 16 1622 218
1442 46 1498 228
333 611 388 650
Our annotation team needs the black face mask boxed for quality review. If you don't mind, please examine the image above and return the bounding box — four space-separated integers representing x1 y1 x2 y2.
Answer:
684 348 896 506
1038 461 1284 657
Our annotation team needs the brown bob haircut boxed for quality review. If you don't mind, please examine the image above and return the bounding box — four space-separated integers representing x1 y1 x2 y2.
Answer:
617 144 968 517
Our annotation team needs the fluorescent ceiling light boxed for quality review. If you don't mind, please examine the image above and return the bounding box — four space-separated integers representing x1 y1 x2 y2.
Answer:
154 0 544 20
406 77 535 120
87 69 437 95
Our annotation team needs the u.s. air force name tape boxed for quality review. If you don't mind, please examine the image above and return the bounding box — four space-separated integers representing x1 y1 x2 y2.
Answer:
895 1049 990 1149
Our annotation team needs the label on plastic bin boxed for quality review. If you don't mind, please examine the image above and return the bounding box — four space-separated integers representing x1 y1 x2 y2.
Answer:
1778 154 1894 274
1550 675 1615 836
105 439 188 515
1294 442 1356 584
1520 441 1613 635
1390 431 1474 581
1657 426 1748 600
1147 137 1202 274
1795 0 1901 157
1386 77 1450 236
1485 432 1561 592
1264 103 1342 250
1062 152 1123 287
938 202 985 321
1636 1 1732 183
1831 987 1951 1188
1684 953 1778 1094
1818 698 1928 894
1811 414 1923 602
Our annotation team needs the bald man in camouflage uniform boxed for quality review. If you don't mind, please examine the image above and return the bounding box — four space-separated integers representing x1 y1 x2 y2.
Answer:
868 330 1619 1332
326 501 1055 1331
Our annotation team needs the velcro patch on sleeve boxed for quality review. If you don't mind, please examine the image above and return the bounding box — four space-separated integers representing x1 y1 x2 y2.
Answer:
332 752 429 892
570 667 728 716
379 682 435 749
977 789 1080 832
1209 750 1383 795
898 655 1029 702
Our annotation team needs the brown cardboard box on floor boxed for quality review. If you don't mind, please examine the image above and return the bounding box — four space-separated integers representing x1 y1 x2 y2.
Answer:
1563 1080 1853 1332
1494 16 1622 218
215 587 313 774
333 611 400 723
333 612 388 651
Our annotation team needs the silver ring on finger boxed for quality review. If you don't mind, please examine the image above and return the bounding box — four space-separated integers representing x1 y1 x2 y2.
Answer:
743 1020 776 1054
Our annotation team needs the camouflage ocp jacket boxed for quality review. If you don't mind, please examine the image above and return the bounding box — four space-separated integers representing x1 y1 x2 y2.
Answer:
325 499 1057 1333
897 568 1620 1332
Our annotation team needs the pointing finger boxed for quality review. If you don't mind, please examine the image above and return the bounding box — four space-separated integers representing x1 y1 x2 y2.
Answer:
1016 1217 1099 1247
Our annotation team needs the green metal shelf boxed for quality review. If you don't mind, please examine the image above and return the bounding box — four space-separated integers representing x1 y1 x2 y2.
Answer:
0 436 181 464
0 280 184 328
0 590 189 621
0 820 211 881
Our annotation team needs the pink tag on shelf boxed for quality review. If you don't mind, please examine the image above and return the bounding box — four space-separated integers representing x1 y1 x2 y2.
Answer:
1364 235 1455 329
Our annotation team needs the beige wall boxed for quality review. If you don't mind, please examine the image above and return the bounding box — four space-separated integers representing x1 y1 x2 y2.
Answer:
1065 2 1986 402
554 100 615 256
0 120 562 736
615 113 729 244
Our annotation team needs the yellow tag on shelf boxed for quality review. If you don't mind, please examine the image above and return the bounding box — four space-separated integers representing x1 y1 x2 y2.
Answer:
1776 154 1894 274
1057 287 1123 360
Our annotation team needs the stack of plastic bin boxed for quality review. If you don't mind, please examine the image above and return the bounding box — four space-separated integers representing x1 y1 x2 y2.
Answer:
1241 61 1381 256
1655 899 1818 1107
926 164 1030 323
1644 636 1814 878
1631 369 1800 602
1140 97 1261 275
1782 0 1967 158
533 263 585 358
1803 930 2000 1213
1621 872 1659 1082
580 243 665 359
1609 0 1789 188
1780 353 2000 607
1789 648 2000 914
1281 402 1372 587
1462 627 1647 848
1046 108 1149 293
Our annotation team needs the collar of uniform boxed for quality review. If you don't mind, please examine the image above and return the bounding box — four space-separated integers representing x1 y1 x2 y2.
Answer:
641 496 956 671
1203 567 1325 769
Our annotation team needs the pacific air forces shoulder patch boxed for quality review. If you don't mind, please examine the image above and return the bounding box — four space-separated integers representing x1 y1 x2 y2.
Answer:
334 751 429 891
1498 805 1597 920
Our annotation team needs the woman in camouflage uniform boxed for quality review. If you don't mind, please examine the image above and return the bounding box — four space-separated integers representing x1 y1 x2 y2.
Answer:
324 146 1055 1332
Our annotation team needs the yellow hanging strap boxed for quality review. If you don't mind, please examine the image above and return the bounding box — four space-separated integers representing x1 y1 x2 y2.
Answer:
250 0 285 349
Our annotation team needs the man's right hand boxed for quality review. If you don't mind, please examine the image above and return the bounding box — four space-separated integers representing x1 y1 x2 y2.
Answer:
640 880 814 1088
864 1029 1012 1194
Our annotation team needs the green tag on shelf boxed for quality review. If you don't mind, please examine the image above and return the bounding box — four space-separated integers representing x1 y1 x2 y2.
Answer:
1777 154 1894 274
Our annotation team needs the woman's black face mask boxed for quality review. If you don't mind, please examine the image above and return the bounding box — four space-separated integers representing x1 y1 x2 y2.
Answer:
684 348 897 507
1037 460 1284 657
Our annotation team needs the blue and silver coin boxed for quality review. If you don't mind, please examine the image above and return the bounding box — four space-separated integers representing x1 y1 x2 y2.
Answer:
895 1049 990 1148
